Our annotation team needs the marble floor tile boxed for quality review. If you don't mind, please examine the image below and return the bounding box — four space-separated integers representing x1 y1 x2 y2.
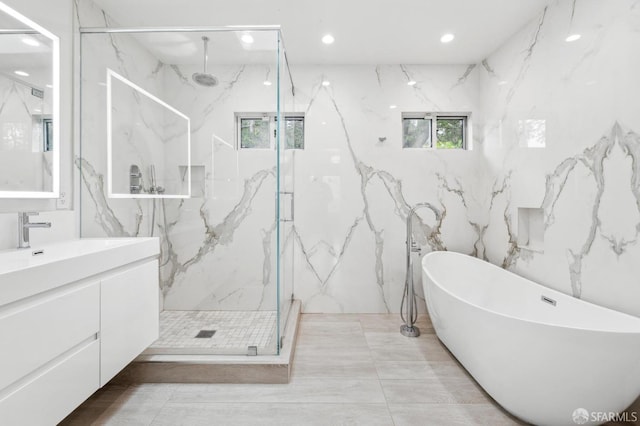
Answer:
297 320 364 334
359 314 434 333
295 334 369 350
381 378 489 404
293 350 378 379
168 378 387 404
388 403 524 426
364 331 420 347
293 345 372 358
412 335 457 362
151 402 394 426
60 384 176 426
374 360 470 380
63 314 530 426
368 344 427 361
296 321 368 349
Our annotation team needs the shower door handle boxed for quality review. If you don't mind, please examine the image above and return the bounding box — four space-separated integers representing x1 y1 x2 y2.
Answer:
279 191 294 222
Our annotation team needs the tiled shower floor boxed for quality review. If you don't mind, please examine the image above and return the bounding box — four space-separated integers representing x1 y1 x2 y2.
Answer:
148 310 277 355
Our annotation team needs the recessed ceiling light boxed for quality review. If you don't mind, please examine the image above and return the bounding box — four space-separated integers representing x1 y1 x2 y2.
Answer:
241 34 254 44
497 80 508 86
440 33 455 43
14 70 29 77
322 34 335 45
322 80 330 86
565 34 581 42
21 37 39 47
407 80 417 86
389 105 397 109
98 82 107 86
33 108 41 113
263 80 272 86
46 84 53 88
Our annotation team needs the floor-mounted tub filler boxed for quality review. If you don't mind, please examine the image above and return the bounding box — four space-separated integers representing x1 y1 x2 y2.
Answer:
422 251 640 426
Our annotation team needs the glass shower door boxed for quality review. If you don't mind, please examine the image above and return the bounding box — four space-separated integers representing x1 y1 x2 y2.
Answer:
78 25 286 356
277 31 295 353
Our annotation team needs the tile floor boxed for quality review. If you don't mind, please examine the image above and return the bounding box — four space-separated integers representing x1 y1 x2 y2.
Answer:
61 314 639 425
148 310 277 354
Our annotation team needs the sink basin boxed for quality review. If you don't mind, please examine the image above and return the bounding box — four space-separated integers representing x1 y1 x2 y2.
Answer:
0 238 159 306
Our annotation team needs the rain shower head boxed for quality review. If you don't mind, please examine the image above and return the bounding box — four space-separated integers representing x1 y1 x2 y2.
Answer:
192 72 218 87
192 36 218 87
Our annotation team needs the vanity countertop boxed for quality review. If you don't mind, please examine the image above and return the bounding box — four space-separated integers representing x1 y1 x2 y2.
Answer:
0 237 159 306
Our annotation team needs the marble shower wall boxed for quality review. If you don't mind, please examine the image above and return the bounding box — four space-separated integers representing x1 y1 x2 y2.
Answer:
479 0 640 317
77 0 283 312
78 0 169 238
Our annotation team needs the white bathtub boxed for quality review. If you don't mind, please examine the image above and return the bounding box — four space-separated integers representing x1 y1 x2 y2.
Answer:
421 251 640 426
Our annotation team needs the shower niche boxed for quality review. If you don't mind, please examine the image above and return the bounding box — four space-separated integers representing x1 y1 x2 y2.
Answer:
107 68 191 198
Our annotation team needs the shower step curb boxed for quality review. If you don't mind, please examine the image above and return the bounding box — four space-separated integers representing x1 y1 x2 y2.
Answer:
110 300 301 384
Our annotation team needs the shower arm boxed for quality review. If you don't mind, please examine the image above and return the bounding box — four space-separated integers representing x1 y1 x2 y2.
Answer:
202 37 209 73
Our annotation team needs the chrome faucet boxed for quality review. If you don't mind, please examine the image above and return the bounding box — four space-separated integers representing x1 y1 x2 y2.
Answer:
17 212 51 249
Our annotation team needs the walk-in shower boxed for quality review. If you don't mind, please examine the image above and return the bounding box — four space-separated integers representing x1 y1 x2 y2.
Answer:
78 24 295 357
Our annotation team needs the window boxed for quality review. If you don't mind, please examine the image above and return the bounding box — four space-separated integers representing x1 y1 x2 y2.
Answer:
237 113 304 150
402 112 468 149
284 116 304 149
402 116 431 148
43 118 53 152
240 117 271 149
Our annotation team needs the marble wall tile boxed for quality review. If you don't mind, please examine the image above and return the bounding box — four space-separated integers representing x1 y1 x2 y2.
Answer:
479 0 640 316
77 0 640 318
289 65 483 313
77 0 282 314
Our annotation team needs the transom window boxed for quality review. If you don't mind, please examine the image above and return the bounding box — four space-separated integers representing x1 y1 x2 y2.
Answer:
402 112 468 149
236 113 304 150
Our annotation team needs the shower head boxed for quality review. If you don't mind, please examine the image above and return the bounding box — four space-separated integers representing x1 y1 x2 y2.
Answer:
192 36 218 87
192 72 218 87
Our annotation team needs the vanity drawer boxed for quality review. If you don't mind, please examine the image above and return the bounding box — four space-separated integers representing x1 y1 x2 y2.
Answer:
0 339 99 426
0 281 99 391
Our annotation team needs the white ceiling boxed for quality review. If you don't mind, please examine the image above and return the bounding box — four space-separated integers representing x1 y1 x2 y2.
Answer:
92 0 550 65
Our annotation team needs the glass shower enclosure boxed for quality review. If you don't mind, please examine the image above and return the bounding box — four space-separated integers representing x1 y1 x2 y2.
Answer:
78 26 294 356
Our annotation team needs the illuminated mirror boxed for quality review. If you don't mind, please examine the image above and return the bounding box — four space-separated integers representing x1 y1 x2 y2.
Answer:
0 2 59 198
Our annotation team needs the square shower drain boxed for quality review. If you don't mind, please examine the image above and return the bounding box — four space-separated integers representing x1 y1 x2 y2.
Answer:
195 330 216 338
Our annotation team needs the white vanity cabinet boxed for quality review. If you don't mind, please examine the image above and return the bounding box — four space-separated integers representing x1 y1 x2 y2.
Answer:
0 238 159 425
100 260 159 385
0 280 101 425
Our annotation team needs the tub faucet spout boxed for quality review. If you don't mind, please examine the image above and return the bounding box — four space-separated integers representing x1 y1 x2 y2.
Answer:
401 203 436 338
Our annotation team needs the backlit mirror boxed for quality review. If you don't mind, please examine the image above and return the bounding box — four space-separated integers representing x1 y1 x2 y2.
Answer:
0 2 59 198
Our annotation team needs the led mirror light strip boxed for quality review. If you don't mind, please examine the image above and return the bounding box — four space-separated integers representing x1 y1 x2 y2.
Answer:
0 1 59 198
106 68 191 199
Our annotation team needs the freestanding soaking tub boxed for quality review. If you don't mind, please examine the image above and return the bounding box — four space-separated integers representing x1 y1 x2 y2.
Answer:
421 251 640 426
